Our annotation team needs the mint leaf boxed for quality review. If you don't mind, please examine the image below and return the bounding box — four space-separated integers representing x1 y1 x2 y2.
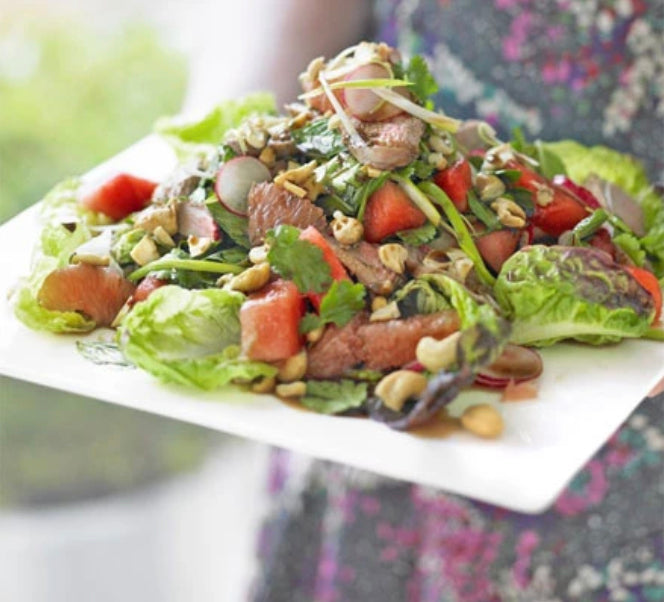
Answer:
301 379 368 414
405 55 438 105
300 280 366 333
266 225 332 293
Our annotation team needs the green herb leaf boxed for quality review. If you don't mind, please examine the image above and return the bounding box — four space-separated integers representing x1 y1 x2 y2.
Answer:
535 140 567 179
301 379 368 414
206 196 250 248
467 191 501 231
300 280 366 332
396 221 438 245
405 55 438 105
266 225 332 293
355 173 389 220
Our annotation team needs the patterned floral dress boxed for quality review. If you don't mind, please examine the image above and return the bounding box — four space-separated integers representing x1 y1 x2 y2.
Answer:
251 2 664 600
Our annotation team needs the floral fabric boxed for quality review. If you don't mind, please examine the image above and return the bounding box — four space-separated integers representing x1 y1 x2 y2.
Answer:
374 0 664 180
251 2 664 600
251 394 664 602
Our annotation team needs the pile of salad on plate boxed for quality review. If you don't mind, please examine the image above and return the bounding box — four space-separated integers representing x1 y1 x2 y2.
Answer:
12 41 663 438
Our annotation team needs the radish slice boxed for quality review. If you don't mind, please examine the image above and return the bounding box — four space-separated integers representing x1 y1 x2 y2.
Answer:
475 344 543 388
343 63 403 122
214 156 271 217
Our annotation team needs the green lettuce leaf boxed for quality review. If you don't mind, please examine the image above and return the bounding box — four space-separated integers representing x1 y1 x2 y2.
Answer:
13 180 98 332
494 245 655 346
301 380 368 414
543 140 664 276
154 92 277 160
119 285 275 389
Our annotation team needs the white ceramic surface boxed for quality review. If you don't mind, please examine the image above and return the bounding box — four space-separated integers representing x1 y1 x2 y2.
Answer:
2 136 662 513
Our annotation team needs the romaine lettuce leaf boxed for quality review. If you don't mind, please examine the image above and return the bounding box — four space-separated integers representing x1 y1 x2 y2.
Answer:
543 140 664 276
494 245 655 346
301 380 368 414
119 285 275 389
154 92 277 160
13 180 98 332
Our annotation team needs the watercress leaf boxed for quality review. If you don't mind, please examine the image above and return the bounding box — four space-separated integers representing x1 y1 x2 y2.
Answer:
266 225 332 293
301 379 368 414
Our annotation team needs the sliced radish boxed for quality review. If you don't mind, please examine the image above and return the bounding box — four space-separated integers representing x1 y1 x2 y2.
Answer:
475 344 543 388
214 156 271 217
343 63 403 122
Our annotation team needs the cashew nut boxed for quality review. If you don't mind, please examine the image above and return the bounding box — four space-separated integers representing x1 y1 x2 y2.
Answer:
331 211 364 246
251 376 276 394
371 295 388 312
475 173 506 201
428 134 454 155
277 350 308 383
427 152 447 170
306 326 325 344
460 404 504 438
375 370 428 412
416 331 463 372
491 197 526 228
378 243 408 275
275 381 307 398
134 202 178 235
229 262 271 293
188 235 213 258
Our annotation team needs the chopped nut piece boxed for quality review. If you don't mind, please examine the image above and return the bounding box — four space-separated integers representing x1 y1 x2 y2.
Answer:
378 243 408 274
130 235 160 266
370 301 400 322
251 376 276 394
331 211 364 245
416 331 462 372
134 203 178 235
371 295 388 312
282 180 308 198
188 235 213 257
276 381 307 398
152 226 175 248
258 146 276 167
475 173 506 201
277 350 308 383
461 404 504 438
248 244 269 264
229 262 271 293
491 197 526 228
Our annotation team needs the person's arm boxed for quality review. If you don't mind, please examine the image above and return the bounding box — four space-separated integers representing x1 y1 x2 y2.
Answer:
182 0 372 115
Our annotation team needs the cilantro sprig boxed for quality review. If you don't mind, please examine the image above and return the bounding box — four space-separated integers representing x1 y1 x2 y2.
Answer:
265 225 332 293
300 280 366 332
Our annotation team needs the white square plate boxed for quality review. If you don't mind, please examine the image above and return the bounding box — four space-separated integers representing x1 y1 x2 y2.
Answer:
1 136 662 513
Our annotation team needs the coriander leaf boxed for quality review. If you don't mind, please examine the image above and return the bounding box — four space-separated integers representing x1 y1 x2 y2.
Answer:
266 225 332 293
397 222 438 245
319 280 366 326
405 55 438 105
467 191 501 231
300 280 366 333
301 380 368 414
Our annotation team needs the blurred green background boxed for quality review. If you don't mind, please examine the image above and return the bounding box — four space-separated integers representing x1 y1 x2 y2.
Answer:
0 10 215 508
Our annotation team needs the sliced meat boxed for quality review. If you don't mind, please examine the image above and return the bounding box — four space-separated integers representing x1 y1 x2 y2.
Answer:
247 182 328 245
360 311 461 371
152 167 201 203
176 202 221 240
306 310 461 379
328 239 402 296
38 263 135 327
305 313 368 379
346 114 425 171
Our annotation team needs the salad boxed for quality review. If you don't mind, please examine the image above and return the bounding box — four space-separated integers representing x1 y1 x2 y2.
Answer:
12 42 663 438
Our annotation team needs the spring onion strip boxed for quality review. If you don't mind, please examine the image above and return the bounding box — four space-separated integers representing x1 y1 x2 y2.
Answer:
299 78 413 100
129 258 243 282
319 73 366 150
390 174 441 227
373 87 461 132
418 181 496 286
